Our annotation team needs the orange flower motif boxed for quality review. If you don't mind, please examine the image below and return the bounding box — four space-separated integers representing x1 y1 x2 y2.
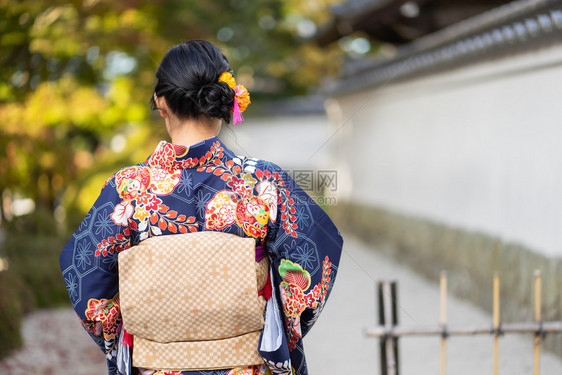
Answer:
234 84 251 113
218 72 236 88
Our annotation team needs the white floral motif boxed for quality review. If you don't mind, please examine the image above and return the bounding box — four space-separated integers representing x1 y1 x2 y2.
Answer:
264 359 292 375
291 243 317 270
65 273 78 300
76 240 93 269
256 180 277 221
94 209 114 237
111 201 134 226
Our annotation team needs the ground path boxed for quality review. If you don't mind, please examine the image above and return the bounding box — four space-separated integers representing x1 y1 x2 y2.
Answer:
1 234 561 374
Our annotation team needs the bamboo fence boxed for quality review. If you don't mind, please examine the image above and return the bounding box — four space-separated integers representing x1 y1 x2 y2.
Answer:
366 271 562 375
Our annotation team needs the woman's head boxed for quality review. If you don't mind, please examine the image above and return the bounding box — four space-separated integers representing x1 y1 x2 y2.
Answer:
150 40 235 123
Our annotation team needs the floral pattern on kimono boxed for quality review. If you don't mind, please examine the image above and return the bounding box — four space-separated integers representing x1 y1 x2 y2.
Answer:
60 136 343 375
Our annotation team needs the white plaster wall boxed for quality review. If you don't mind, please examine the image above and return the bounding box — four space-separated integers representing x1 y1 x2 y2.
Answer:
329 43 562 257
221 114 332 171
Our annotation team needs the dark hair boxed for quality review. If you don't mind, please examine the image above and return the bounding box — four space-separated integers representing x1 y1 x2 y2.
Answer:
150 40 235 123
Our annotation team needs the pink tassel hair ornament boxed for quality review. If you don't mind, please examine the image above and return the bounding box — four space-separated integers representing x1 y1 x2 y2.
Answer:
232 97 244 125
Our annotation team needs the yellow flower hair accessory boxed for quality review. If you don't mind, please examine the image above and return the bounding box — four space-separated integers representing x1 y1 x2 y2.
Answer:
218 71 251 124
218 72 236 88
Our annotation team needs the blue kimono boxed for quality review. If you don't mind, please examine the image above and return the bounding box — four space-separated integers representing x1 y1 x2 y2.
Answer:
60 136 343 375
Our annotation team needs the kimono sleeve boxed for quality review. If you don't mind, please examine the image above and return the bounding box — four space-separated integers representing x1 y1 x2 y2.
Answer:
59 175 132 370
264 167 343 351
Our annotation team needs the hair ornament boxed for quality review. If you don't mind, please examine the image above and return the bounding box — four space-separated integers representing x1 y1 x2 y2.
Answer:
219 72 251 125
218 72 236 88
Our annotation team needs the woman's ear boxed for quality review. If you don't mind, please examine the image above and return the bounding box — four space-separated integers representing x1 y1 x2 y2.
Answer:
154 94 168 119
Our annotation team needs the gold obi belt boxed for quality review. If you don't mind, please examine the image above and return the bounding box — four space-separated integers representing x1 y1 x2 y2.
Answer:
118 231 269 371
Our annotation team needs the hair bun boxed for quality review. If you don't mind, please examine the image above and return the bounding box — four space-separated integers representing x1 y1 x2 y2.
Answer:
151 40 237 123
196 82 235 122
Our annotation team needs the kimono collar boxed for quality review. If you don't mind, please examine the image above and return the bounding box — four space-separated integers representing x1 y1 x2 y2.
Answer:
148 136 227 171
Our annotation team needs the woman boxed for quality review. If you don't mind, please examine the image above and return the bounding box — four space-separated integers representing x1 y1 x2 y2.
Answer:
60 40 343 375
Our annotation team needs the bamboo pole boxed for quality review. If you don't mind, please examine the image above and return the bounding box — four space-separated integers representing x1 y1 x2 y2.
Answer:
378 283 388 375
534 270 542 375
391 282 400 375
364 321 562 337
493 273 500 375
440 271 447 375
383 282 397 375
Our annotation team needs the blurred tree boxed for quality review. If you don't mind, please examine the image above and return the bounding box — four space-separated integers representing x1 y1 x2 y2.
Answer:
0 0 344 223
0 0 159 220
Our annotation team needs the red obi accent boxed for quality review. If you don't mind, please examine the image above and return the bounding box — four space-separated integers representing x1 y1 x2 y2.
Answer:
123 328 134 349
256 245 271 299
258 270 272 300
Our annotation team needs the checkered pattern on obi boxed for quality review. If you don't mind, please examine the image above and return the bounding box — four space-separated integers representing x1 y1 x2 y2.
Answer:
133 330 264 371
255 257 269 292
118 231 268 369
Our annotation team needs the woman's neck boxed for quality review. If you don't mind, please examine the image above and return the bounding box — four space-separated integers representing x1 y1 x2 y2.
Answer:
167 117 221 146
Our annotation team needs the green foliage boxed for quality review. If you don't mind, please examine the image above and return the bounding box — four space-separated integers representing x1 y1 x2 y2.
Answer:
0 208 73 359
2 209 69 310
0 270 24 360
5 235 69 308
